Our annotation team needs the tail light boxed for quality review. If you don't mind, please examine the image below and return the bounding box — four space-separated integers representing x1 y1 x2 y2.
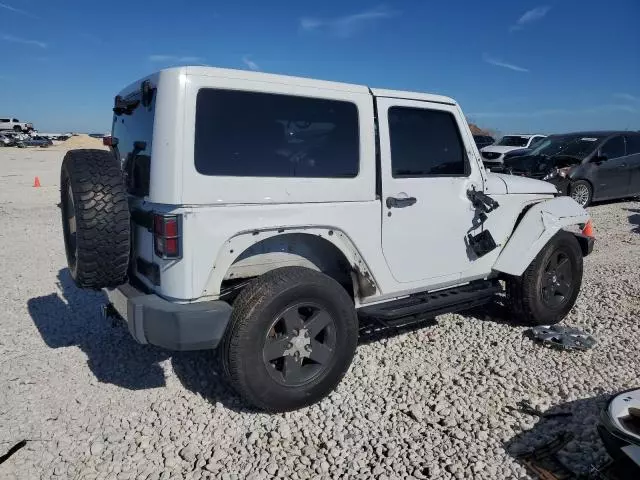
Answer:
153 214 181 258
103 136 118 147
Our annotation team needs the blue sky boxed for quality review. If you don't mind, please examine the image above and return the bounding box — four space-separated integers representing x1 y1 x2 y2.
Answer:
1 0 638 134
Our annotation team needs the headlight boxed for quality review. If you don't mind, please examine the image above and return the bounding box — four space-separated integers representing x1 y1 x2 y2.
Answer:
543 167 572 181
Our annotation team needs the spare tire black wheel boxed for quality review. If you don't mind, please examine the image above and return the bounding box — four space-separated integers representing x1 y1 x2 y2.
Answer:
60 149 130 289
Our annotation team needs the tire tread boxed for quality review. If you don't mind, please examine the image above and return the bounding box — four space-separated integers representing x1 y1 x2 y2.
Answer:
61 149 130 289
220 267 358 412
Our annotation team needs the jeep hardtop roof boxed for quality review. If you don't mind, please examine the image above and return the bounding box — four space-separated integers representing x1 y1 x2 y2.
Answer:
118 66 458 106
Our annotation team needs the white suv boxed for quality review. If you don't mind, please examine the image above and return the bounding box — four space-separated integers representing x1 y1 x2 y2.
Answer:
59 67 594 411
0 117 33 132
481 134 546 166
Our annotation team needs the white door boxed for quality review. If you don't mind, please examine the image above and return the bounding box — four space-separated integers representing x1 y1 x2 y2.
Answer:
377 97 484 283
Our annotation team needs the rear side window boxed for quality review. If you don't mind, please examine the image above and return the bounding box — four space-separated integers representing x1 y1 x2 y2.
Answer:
0 119 9 123
388 106 467 177
195 89 359 178
625 135 640 155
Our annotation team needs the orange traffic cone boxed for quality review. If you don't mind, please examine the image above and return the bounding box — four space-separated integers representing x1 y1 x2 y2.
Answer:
582 219 594 237
33 176 41 187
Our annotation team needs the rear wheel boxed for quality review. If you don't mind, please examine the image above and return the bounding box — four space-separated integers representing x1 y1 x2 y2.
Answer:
220 267 358 412
60 149 130 289
506 231 583 326
570 180 593 207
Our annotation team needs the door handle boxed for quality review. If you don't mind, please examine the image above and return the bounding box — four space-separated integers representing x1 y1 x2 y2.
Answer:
386 196 417 208
617 163 627 168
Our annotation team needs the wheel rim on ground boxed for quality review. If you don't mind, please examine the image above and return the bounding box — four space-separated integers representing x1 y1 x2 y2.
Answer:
63 183 78 267
571 184 589 207
263 303 337 387
540 249 574 308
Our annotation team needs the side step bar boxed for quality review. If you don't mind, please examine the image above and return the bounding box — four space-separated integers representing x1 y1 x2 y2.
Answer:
359 280 502 322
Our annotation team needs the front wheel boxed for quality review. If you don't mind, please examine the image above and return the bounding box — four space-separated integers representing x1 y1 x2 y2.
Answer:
506 231 583 326
570 180 593 207
219 267 358 412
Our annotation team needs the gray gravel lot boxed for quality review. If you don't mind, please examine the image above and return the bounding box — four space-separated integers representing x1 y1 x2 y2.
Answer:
1 145 639 480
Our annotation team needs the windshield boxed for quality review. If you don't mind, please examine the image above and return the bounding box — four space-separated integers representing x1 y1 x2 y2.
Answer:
530 135 604 159
497 135 530 147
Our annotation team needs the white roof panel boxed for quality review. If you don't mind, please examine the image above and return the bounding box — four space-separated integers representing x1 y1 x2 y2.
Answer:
369 88 456 105
176 67 456 104
182 66 369 94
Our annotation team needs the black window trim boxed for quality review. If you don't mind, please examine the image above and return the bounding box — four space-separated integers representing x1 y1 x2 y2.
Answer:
194 87 362 179
387 105 471 179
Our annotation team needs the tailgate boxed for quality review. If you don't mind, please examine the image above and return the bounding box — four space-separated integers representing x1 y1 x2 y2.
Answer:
130 206 158 287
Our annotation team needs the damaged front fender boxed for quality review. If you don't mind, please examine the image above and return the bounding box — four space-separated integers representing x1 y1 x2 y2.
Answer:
492 197 590 277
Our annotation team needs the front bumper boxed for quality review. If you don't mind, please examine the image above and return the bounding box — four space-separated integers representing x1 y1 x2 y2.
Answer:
104 283 232 351
573 233 595 257
546 177 571 195
482 160 503 170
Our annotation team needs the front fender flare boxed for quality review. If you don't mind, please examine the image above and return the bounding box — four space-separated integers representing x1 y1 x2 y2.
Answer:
492 197 590 276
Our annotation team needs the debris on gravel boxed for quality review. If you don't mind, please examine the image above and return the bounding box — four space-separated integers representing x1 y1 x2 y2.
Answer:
0 149 639 479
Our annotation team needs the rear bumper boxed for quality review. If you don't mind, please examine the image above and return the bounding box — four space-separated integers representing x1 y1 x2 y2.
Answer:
104 284 232 351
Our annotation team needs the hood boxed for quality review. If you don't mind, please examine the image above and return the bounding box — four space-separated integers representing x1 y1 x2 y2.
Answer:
505 153 543 168
503 148 531 159
485 173 508 195
481 145 523 154
490 173 558 195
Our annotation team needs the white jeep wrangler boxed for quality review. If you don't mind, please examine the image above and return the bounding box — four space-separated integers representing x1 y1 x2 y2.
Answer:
60 67 594 412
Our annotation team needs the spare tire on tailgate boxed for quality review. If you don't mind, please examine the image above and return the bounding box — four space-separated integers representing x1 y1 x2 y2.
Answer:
60 149 130 289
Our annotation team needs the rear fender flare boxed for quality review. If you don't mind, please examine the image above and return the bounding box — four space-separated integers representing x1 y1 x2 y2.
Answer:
202 227 379 299
492 197 590 276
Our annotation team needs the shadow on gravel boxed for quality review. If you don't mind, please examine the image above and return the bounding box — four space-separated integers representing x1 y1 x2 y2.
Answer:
357 315 438 345
504 393 637 479
460 299 523 327
627 208 640 234
27 269 170 390
590 198 639 208
27 269 249 411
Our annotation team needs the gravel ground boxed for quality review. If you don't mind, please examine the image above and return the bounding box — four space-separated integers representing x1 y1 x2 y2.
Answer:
1 146 639 480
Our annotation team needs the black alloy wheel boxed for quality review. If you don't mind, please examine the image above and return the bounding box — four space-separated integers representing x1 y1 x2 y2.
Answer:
263 302 337 387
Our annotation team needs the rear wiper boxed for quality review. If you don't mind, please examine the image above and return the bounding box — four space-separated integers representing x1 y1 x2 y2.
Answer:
113 95 140 116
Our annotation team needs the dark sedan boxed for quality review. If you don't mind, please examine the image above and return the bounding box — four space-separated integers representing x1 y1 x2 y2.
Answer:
16 136 53 148
500 131 640 207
